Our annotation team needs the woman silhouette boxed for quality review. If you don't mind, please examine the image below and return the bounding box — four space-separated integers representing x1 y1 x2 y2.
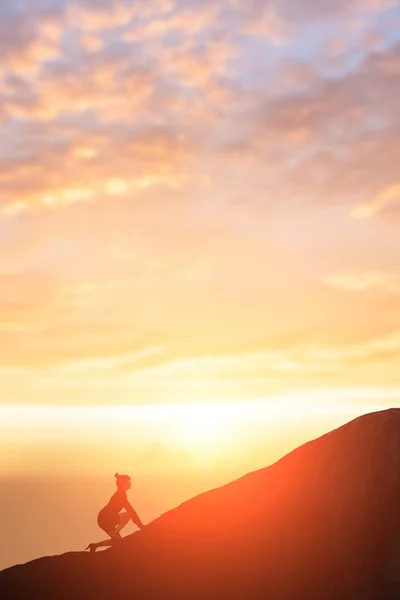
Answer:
86 473 145 552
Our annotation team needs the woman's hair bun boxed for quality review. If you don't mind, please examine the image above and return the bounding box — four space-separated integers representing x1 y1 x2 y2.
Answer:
114 473 119 478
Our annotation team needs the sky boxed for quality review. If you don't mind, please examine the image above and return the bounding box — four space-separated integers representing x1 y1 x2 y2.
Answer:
0 0 400 570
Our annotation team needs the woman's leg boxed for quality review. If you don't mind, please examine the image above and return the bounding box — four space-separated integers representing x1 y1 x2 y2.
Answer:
87 528 121 551
116 511 131 534
87 539 113 551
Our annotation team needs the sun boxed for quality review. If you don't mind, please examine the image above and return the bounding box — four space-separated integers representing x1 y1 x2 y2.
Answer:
170 403 226 454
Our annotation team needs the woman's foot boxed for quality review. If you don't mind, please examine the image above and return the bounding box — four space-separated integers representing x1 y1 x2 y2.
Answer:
85 543 96 552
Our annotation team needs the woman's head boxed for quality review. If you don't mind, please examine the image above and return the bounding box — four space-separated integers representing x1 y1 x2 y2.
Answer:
114 473 131 491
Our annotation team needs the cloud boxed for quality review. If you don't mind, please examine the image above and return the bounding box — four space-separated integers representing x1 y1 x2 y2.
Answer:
331 331 400 365
141 331 400 377
0 1 241 213
54 345 166 373
323 271 400 293
123 2 219 41
0 118 192 212
219 42 400 217
25 331 398 403
239 4 291 44
0 1 64 76
0 0 398 216
0 273 64 324
66 0 134 33
353 183 400 217
232 0 394 28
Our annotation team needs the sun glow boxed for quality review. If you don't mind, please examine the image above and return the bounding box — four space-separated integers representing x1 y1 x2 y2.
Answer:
0 390 398 476
169 404 227 452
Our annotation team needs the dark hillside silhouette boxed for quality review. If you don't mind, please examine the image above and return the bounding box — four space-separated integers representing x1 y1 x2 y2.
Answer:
1 409 400 599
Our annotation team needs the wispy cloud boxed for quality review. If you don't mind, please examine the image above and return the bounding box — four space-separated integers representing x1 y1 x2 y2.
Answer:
323 271 400 293
353 183 400 218
55 345 166 373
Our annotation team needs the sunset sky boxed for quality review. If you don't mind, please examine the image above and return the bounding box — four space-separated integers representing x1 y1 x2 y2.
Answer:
1 0 400 570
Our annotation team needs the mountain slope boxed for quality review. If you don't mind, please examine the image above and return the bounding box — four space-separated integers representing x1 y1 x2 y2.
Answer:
1 408 400 599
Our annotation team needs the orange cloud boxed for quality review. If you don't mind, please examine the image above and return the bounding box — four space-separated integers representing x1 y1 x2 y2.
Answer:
0 12 63 77
353 183 400 218
54 345 166 374
323 272 400 293
245 5 291 44
66 0 134 33
123 3 218 42
0 121 192 212
0 273 65 340
2 0 396 219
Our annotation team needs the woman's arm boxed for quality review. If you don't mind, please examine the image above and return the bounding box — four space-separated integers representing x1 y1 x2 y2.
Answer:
124 497 145 529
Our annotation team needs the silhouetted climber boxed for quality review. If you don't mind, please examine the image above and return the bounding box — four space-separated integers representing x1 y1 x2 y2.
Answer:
86 473 145 552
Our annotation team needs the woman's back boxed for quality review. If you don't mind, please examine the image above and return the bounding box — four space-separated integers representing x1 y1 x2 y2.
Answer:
104 488 127 515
